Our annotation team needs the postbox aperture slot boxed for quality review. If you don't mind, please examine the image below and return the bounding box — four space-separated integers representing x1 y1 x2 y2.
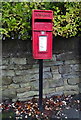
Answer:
35 19 52 22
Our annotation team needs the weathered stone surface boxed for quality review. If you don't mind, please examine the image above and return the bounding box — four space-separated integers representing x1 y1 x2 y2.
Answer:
53 73 61 80
2 66 8 70
56 52 75 61
32 64 39 68
30 72 52 81
2 70 14 76
56 86 64 92
7 64 32 70
30 74 39 80
49 78 64 88
43 61 63 67
65 60 80 65
30 80 39 90
8 83 19 89
78 83 81 93
15 70 30 75
2 89 17 99
54 61 63 66
15 67 50 75
43 79 49 89
63 79 68 85
2 50 81 101
10 58 26 65
67 77 80 85
2 86 7 90
2 58 9 65
2 76 12 85
62 74 80 79
51 66 59 73
64 85 79 91
64 91 79 95
71 64 79 72
59 65 71 74
20 83 30 88
43 88 56 95
43 67 51 72
51 55 56 61
13 75 30 83
43 72 52 79
17 91 38 98
17 87 31 93
0 76 2 86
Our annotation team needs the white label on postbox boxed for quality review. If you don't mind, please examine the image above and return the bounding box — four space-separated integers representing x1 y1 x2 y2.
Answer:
39 36 47 52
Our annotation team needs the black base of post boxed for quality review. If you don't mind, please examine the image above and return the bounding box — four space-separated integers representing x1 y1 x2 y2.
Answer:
39 59 43 111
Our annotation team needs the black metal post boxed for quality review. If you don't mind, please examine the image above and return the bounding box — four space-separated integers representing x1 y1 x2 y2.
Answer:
39 59 43 111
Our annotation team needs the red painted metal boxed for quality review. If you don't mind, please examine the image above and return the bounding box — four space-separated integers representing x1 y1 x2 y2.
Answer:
32 10 53 59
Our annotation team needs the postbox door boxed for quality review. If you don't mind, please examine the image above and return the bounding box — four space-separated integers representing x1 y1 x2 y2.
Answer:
33 31 52 59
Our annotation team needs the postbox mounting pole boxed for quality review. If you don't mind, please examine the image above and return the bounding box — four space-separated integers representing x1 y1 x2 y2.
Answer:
39 59 43 111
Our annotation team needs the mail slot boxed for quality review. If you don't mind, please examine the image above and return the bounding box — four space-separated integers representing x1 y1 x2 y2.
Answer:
32 10 53 59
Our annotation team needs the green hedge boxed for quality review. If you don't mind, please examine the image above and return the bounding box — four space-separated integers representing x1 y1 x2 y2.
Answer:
1 2 81 40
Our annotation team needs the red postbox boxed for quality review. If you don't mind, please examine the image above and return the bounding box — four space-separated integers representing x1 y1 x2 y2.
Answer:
32 10 53 59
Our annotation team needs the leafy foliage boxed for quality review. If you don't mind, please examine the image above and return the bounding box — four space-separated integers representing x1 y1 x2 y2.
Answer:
1 2 81 40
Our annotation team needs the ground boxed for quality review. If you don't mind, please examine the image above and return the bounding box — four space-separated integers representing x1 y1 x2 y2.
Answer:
1 93 81 120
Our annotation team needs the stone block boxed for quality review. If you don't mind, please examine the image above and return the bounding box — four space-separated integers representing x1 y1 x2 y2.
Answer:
64 85 79 91
53 73 61 80
43 72 52 79
43 88 56 95
30 80 39 90
30 74 39 80
64 91 79 95
17 87 31 93
78 82 81 93
43 62 54 67
56 52 75 61
2 70 14 76
8 64 32 70
62 74 80 79
2 58 9 65
65 60 80 65
13 75 30 83
59 64 71 74
8 83 19 89
2 76 13 85
15 70 29 75
44 61 63 67
32 64 39 68
51 66 59 73
54 61 63 66
17 91 38 98
51 54 56 61
10 58 26 65
49 78 64 88
2 86 7 90
20 83 30 88
2 88 17 99
2 66 7 70
71 64 80 72
67 77 80 85
63 79 68 85
56 86 64 92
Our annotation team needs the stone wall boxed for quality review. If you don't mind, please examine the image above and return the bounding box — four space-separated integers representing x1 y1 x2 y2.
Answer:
2 36 81 101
